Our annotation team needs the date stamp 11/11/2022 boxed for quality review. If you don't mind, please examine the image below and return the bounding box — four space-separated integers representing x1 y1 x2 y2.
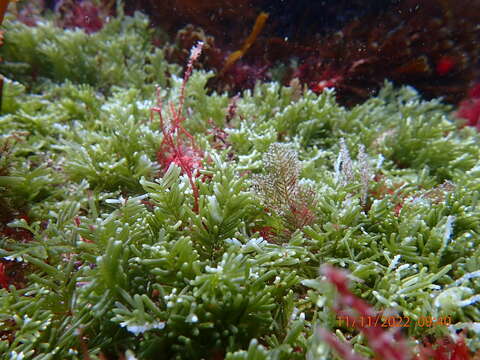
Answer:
336 314 453 329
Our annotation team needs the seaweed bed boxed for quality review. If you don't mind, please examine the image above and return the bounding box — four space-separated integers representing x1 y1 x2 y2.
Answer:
0 2 480 360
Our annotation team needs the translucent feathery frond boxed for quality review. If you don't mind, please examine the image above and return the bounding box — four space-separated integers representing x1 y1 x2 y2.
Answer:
253 143 317 237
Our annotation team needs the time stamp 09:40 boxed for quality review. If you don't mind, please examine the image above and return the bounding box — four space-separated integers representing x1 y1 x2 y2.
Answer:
336 315 452 328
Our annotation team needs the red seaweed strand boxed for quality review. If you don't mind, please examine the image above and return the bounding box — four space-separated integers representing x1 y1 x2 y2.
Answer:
152 42 205 213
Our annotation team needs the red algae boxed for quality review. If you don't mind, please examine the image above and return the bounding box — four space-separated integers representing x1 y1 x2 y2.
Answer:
320 265 478 360
152 42 205 213
57 0 113 34
456 83 480 130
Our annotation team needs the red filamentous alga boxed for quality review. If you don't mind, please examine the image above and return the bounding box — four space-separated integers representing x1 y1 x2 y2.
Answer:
456 83 480 131
319 265 476 360
320 264 410 360
0 263 9 289
151 41 205 213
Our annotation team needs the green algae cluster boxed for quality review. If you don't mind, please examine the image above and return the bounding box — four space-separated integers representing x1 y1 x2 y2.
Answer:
0 12 479 360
